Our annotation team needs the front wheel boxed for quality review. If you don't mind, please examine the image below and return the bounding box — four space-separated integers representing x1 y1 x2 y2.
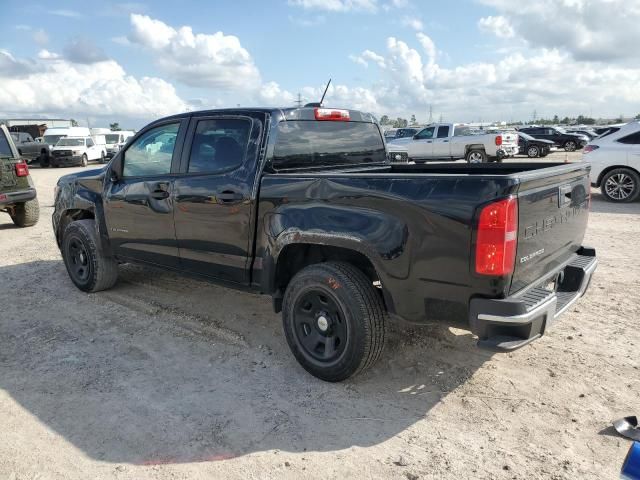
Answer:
564 141 577 152
81 154 88 167
10 199 40 227
527 145 540 158
282 261 387 382
99 151 106 164
62 219 119 292
39 153 50 168
601 168 640 203
466 149 487 163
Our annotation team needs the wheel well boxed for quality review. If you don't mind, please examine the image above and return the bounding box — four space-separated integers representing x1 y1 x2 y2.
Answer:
465 144 485 154
57 209 95 244
596 165 640 187
273 244 382 310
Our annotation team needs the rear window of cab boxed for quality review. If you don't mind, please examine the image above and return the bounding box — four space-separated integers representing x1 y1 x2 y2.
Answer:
272 121 386 170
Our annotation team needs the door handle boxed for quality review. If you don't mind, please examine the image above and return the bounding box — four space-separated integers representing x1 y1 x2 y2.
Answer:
426 140 433 143
217 190 244 204
442 139 449 142
150 182 170 199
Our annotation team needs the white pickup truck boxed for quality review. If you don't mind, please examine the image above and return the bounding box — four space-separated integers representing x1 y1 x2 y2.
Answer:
387 123 519 163
50 136 107 168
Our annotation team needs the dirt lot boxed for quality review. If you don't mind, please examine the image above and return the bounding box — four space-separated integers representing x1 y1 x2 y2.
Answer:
1 152 638 479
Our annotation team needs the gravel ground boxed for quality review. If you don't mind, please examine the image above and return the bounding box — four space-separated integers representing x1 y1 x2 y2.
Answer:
1 151 638 479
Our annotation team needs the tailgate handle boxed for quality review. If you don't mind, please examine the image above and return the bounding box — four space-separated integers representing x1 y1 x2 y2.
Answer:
559 185 572 206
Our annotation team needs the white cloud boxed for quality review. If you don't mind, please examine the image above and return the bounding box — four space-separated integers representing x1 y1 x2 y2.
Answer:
350 50 386 68
401 16 423 31
478 15 514 39
257 82 296 105
48 9 83 18
479 0 640 61
288 0 378 12
0 51 188 121
127 14 261 89
63 37 109 64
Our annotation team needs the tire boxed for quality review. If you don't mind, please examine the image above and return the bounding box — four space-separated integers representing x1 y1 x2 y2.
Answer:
466 149 487 164
10 199 40 227
62 219 118 292
282 261 387 382
601 168 640 203
81 154 88 167
99 151 106 164
527 145 540 158
564 141 577 152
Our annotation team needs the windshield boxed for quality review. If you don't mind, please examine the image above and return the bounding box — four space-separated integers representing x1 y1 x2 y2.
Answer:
105 134 121 144
44 135 65 144
56 138 85 147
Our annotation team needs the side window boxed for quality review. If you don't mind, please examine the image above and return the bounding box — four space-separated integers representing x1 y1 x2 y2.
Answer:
617 131 640 145
437 126 450 138
123 123 179 177
188 118 251 173
415 127 435 140
86 138 94 148
546 129 556 135
0 131 13 156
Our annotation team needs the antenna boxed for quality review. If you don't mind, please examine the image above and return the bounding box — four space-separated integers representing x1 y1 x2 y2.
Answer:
319 78 331 106
304 78 332 108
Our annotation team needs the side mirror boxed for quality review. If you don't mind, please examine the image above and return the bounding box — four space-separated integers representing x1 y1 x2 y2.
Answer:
110 154 123 182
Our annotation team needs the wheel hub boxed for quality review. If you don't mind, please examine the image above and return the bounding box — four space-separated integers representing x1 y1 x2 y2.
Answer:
316 314 330 332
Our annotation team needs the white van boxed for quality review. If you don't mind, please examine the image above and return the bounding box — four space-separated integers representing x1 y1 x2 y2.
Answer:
104 130 135 159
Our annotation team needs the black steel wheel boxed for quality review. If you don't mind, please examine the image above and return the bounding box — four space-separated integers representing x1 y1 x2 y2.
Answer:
282 262 387 382
62 219 118 292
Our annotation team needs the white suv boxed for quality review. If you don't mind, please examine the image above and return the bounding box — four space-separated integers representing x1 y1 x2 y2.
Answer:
50 136 107 168
583 122 640 202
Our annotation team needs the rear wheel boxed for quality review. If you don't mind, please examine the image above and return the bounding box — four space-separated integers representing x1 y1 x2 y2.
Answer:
39 152 50 168
282 261 387 382
601 168 640 203
10 199 39 227
466 149 487 164
62 219 118 292
564 140 577 152
527 145 540 158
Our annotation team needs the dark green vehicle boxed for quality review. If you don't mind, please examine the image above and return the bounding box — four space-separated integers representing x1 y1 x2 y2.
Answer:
0 125 39 227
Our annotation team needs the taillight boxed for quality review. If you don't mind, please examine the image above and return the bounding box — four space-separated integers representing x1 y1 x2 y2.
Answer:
475 197 518 276
583 145 599 153
314 108 350 121
495 135 503 146
15 161 29 177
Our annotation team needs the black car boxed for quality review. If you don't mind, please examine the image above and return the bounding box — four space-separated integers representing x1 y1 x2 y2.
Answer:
517 132 553 158
518 127 588 151
567 129 598 140
53 106 597 382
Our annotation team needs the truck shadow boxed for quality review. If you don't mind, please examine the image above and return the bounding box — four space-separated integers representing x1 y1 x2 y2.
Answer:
0 260 492 465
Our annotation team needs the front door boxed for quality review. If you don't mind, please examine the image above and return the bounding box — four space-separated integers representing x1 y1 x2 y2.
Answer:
173 114 263 284
104 120 187 268
407 126 435 160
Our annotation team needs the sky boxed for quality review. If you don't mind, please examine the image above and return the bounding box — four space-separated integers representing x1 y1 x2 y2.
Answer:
1 0 640 128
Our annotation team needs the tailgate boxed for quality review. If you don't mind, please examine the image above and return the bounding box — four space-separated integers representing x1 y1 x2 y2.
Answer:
510 164 591 294
0 158 18 190
501 132 519 146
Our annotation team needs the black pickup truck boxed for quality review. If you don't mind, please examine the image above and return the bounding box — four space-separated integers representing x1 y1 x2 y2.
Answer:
53 107 597 381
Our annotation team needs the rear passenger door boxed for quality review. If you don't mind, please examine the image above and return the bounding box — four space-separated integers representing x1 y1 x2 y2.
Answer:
172 114 265 284
431 125 451 158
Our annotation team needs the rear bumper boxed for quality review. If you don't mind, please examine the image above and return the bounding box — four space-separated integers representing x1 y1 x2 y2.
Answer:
0 188 37 206
469 247 597 351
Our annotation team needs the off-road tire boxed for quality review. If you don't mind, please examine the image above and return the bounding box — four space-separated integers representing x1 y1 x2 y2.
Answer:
282 261 387 382
62 219 118 292
466 149 487 163
10 199 40 227
601 168 640 203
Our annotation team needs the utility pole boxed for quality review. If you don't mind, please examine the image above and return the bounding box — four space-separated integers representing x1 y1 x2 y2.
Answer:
428 104 433 123
295 93 303 108
438 113 443 123
532 109 538 123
